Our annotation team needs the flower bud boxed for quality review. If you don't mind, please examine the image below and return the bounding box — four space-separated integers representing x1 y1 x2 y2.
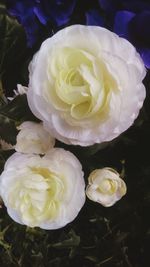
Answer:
86 167 127 207
15 121 55 155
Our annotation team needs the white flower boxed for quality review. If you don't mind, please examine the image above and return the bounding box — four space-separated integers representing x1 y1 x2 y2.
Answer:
0 148 85 229
15 121 55 155
86 168 127 207
27 25 146 146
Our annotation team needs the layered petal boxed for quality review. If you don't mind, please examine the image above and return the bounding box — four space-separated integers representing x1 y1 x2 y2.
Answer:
0 149 85 229
27 25 146 146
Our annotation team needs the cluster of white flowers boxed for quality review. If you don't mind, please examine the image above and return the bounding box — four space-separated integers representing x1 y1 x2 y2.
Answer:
0 122 85 229
0 24 146 229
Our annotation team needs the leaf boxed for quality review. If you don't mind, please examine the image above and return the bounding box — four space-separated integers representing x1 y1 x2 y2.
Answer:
0 94 39 144
50 230 80 249
0 224 11 250
0 6 26 75
0 3 27 95
0 112 17 144
84 255 99 262
115 232 129 244
0 79 7 105
0 95 33 121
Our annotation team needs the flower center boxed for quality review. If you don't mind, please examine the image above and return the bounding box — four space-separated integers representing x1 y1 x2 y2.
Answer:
97 179 118 195
46 46 117 123
8 167 65 226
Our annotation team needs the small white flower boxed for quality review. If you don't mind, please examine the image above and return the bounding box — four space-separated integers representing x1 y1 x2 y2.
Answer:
27 25 146 146
15 121 55 155
86 168 127 207
0 148 85 229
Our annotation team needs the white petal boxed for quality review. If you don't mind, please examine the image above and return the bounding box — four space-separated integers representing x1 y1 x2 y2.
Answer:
27 25 146 146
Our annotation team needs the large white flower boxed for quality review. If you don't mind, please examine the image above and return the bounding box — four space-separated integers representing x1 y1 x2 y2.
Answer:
86 168 127 207
15 121 55 155
27 25 146 146
0 148 85 229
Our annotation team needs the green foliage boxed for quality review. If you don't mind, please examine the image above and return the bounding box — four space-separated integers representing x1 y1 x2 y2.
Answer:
0 95 38 145
0 1 27 94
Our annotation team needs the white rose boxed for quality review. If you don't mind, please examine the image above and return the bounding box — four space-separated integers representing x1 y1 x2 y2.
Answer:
0 148 85 229
86 168 127 207
27 25 146 146
15 121 55 154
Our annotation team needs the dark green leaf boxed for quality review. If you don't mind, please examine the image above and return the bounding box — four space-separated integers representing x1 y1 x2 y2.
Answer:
0 10 26 75
0 4 27 95
51 230 80 249
0 94 39 144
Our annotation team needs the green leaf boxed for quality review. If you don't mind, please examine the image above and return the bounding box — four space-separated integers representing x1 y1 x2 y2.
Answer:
0 79 7 105
51 230 80 249
0 4 27 94
0 94 39 144
0 9 26 76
